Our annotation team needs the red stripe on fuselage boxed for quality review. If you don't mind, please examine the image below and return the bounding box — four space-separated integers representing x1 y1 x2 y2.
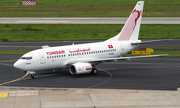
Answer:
86 68 92 70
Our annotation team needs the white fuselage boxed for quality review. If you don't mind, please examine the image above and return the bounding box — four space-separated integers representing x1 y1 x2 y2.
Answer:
14 1 144 75
14 41 140 72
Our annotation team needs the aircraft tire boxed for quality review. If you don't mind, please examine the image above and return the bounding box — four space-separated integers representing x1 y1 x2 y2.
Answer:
90 68 98 74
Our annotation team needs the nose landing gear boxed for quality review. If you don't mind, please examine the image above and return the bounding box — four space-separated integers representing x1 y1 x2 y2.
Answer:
31 74 35 78
27 71 36 79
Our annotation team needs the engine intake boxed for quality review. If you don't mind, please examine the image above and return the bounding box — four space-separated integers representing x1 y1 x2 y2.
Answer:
69 63 92 75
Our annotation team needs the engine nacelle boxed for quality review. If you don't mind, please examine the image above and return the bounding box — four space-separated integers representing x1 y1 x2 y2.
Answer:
69 63 92 75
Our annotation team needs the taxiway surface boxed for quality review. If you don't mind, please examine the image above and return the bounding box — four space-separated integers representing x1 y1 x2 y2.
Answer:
0 55 180 90
0 40 180 90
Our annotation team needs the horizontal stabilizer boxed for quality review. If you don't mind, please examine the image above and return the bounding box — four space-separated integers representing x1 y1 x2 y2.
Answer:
131 39 172 45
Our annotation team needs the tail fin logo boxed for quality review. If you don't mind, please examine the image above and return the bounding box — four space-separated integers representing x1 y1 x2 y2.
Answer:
106 1 144 42
132 9 141 30
118 9 142 41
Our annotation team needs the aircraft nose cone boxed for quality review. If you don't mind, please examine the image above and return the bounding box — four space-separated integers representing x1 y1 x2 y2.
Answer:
14 61 19 68
14 61 23 70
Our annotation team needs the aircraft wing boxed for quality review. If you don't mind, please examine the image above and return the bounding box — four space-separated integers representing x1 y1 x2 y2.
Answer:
66 54 168 65
86 54 168 63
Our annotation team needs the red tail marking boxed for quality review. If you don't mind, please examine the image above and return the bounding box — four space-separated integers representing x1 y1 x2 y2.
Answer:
118 9 142 41
132 9 141 30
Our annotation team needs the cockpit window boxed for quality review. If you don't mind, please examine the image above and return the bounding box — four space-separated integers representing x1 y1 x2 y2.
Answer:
21 57 32 60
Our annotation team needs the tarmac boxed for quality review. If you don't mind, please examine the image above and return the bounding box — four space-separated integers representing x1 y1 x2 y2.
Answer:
0 41 180 108
0 86 180 108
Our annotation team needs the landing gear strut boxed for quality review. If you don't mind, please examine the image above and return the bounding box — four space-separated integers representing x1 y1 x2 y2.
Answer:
31 74 35 78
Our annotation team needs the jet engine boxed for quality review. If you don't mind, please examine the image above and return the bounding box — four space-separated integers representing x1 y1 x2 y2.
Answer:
69 63 92 75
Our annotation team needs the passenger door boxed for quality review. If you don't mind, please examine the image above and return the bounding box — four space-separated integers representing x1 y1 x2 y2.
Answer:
39 52 46 64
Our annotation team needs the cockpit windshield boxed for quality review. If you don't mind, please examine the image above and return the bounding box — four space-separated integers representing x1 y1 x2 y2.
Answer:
20 57 32 60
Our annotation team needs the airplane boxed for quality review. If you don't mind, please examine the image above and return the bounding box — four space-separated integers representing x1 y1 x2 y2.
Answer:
14 1 169 78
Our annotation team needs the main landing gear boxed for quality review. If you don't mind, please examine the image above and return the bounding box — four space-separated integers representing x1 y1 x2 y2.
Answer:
90 68 98 74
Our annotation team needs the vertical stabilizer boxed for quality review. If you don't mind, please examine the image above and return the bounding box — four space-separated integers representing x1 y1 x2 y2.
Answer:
106 1 144 42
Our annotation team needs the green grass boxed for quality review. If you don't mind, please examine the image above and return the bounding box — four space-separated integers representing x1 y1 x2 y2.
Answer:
0 50 31 55
0 0 180 17
0 24 179 42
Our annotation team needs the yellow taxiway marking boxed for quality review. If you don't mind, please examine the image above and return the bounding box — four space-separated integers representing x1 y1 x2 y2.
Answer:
0 72 67 86
0 59 18 63
0 73 28 86
0 93 8 97
0 62 13 66
0 59 19 66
